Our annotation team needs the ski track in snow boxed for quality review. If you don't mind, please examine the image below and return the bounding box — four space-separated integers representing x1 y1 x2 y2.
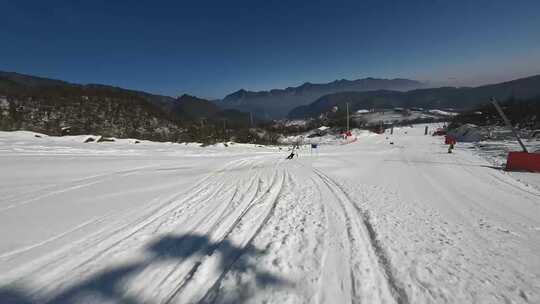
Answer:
1 128 539 303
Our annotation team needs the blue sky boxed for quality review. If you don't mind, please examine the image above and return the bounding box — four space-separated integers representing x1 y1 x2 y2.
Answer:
1 0 539 98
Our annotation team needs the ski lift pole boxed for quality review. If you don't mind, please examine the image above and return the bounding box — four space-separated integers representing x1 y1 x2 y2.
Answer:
490 97 528 153
346 102 350 133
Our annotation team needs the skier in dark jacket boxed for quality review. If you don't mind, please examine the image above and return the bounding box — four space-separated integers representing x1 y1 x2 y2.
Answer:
286 145 296 159
286 151 295 159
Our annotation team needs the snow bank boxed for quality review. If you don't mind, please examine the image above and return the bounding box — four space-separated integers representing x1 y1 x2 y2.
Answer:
447 124 484 142
0 131 279 157
284 119 308 127
279 128 375 146
427 109 458 116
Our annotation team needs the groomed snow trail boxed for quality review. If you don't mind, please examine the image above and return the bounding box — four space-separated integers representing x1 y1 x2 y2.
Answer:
0 154 401 303
1 128 539 303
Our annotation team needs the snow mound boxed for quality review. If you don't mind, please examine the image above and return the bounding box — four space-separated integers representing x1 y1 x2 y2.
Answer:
427 109 458 116
279 128 375 146
448 124 484 142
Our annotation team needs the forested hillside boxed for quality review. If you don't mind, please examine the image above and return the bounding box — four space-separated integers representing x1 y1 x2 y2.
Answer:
0 72 276 144
0 80 185 141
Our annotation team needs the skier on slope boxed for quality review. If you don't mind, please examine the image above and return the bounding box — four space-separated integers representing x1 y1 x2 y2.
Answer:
286 145 296 159
286 151 295 159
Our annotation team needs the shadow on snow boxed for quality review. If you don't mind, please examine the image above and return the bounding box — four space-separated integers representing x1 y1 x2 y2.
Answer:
0 233 288 304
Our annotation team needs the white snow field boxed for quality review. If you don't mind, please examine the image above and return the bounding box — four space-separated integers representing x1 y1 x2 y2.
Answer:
0 127 539 304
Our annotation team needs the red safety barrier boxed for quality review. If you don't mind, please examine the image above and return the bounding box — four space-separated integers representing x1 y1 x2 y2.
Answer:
444 135 456 145
505 152 540 172
433 128 446 136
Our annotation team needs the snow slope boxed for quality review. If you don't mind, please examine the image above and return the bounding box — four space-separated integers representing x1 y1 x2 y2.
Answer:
0 128 539 303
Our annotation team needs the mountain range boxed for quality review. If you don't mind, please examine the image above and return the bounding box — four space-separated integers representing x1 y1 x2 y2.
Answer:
169 94 251 128
0 71 184 141
219 78 425 119
0 72 252 141
1 70 540 141
288 74 540 118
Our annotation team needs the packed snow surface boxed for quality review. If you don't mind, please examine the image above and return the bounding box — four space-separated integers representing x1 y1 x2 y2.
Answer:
1 127 539 304
427 109 459 116
352 110 446 126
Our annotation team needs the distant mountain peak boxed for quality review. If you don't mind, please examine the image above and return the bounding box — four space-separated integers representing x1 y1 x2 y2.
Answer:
226 89 249 100
287 74 540 119
177 94 206 102
221 77 425 118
